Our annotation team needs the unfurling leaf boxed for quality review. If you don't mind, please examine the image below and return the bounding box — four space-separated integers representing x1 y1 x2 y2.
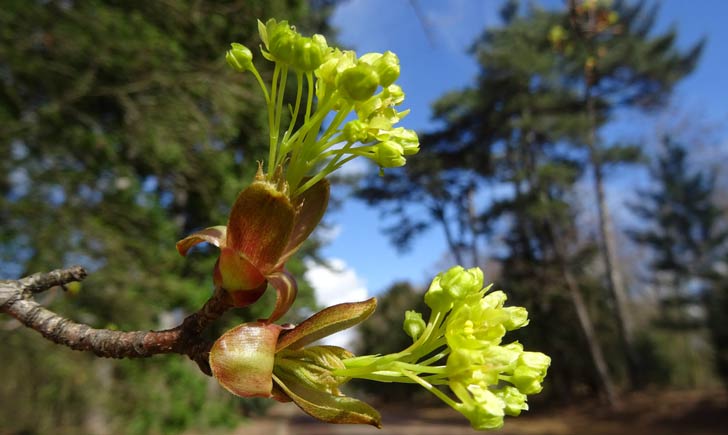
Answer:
277 298 377 351
273 373 382 427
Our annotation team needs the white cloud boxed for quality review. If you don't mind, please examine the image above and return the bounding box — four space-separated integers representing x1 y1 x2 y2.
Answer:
304 258 369 348
316 223 342 244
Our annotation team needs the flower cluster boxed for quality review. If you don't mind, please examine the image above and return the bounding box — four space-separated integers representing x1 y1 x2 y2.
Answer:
336 266 551 430
176 19 419 317
227 19 419 196
208 265 550 430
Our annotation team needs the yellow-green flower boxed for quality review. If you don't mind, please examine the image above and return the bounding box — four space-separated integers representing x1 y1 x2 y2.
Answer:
226 19 419 196
334 265 551 430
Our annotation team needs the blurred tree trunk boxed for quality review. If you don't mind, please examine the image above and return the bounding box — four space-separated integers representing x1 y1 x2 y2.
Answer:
549 220 618 407
585 82 637 386
576 0 637 387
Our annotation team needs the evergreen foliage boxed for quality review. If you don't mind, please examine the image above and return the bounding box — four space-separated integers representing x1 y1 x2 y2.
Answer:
628 139 727 386
0 1 333 433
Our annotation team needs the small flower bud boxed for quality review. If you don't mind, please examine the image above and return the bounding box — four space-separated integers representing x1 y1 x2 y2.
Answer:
463 384 506 430
227 43 254 72
268 20 298 64
424 276 454 313
495 386 529 416
512 352 551 394
511 366 543 395
358 52 382 65
403 310 426 341
481 290 507 309
519 351 551 373
336 62 380 101
293 34 328 71
342 120 369 143
373 140 406 168
368 115 393 133
316 57 339 84
355 95 384 121
480 343 521 370
381 127 419 156
373 51 400 87
440 266 484 299
383 84 405 105
316 49 355 85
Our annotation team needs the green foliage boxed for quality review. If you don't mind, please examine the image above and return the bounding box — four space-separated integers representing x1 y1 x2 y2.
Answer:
628 139 726 284
111 357 241 435
629 330 679 387
628 138 727 387
1 330 96 435
0 1 332 433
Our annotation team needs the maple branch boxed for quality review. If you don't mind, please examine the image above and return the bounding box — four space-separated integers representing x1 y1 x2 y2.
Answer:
0 266 233 376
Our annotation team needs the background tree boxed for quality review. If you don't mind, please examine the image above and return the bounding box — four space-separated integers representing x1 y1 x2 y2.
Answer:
628 138 727 386
360 0 614 403
359 0 702 403
557 0 703 385
0 1 334 433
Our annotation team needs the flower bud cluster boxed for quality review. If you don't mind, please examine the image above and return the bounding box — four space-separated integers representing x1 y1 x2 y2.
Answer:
316 49 401 102
337 84 418 169
337 265 550 431
261 19 330 72
225 18 418 196
427 266 548 429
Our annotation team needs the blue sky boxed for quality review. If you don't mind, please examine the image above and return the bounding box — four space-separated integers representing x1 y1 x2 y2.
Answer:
315 0 728 297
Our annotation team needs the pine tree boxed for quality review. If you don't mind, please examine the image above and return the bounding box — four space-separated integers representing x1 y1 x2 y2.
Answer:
555 0 703 383
628 138 727 386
